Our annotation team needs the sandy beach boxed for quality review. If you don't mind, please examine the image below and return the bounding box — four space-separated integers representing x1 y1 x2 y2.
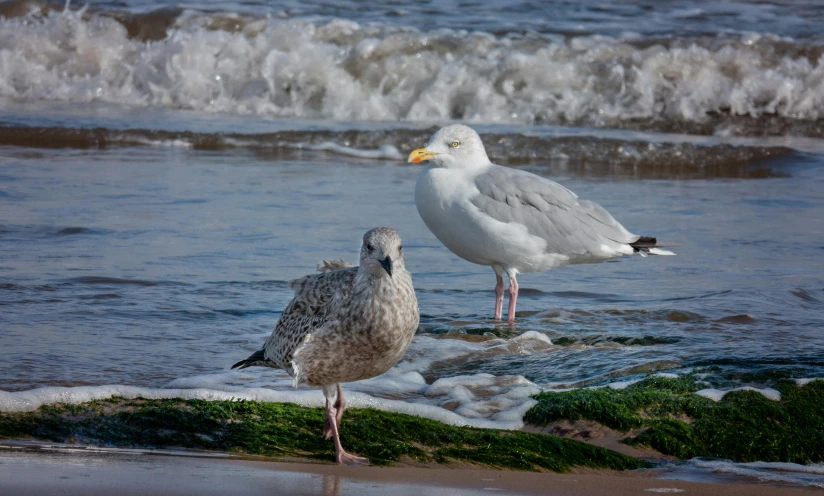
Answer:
1 444 819 496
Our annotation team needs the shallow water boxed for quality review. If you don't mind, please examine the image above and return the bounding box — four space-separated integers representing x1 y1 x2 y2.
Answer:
0 444 503 496
1 0 824 485
4 443 823 492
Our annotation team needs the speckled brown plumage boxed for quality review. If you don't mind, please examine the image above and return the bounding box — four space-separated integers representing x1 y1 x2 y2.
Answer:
231 227 419 464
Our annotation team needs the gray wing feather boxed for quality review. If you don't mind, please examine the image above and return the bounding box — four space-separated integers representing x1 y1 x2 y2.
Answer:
264 267 357 371
576 199 635 242
472 167 638 256
316 259 355 273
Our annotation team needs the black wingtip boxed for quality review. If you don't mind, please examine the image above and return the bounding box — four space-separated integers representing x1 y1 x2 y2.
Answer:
231 349 266 370
633 236 657 245
630 236 657 252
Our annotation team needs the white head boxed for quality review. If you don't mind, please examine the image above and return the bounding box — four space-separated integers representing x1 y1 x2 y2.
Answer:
407 124 491 169
359 227 405 279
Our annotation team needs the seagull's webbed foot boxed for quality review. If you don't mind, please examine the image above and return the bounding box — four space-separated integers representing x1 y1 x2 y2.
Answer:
336 450 369 465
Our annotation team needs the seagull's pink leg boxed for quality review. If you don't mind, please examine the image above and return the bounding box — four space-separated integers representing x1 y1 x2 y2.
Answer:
323 384 346 439
323 385 368 465
506 274 519 323
334 383 345 428
494 272 504 320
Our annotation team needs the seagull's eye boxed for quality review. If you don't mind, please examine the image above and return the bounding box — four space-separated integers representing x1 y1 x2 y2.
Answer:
398 245 403 253
451 140 461 148
366 243 374 253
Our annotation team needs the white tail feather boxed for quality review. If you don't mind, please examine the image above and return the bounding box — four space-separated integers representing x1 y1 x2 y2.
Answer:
290 333 314 388
648 247 676 256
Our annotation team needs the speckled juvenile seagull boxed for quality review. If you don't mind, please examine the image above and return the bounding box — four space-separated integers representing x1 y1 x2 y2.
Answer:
231 227 419 464
408 124 674 323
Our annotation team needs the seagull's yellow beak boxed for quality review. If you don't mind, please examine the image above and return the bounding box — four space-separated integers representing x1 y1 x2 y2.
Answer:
407 148 437 163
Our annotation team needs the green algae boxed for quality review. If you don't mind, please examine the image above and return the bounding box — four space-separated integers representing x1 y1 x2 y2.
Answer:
0 398 649 472
525 377 824 464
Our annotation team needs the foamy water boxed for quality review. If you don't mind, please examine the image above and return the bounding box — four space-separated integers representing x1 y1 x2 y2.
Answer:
1 4 824 135
694 386 782 402
0 328 790 431
0 333 551 430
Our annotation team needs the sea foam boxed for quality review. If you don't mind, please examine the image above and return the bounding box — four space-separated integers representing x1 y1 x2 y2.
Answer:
1 7 823 132
0 384 527 430
0 332 554 430
694 386 782 402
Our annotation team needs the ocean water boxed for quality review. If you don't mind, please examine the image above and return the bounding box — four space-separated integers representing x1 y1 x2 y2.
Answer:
1 0 824 487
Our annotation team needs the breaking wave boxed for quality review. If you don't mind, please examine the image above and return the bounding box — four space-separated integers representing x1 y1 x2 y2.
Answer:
1 3 824 136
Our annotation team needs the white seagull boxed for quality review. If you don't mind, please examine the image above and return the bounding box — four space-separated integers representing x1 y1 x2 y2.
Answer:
408 124 674 323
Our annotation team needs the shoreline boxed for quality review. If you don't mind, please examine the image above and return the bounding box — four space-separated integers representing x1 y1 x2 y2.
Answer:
1 443 819 496
2 384 823 490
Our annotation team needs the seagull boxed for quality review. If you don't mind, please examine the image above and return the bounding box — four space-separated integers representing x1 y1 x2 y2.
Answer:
231 227 419 464
408 124 674 323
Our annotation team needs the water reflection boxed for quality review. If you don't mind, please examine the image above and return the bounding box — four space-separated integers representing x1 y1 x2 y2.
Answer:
322 474 341 496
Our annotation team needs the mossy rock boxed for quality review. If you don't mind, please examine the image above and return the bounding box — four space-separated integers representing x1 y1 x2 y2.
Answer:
0 398 649 472
525 377 824 464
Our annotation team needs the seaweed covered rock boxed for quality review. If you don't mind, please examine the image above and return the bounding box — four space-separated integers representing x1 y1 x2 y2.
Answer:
525 377 824 464
0 397 649 472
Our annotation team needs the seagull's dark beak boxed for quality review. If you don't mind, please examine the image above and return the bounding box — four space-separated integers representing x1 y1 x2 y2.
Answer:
379 256 393 277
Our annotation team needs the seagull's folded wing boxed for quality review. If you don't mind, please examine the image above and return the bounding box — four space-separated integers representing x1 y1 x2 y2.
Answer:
287 267 358 317
264 267 358 369
471 167 639 256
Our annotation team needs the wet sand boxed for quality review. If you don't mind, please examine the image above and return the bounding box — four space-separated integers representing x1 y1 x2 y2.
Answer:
0 445 818 496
